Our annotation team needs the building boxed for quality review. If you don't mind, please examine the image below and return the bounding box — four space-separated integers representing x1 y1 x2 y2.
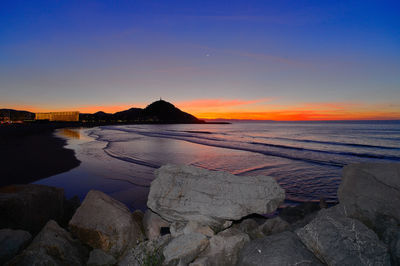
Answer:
35 111 79 122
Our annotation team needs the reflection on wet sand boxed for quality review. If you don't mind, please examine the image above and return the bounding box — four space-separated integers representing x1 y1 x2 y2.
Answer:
59 128 81 139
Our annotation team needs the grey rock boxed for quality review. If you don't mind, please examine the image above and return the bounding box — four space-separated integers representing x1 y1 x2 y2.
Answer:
189 257 209 266
6 220 88 266
119 234 171 266
69 190 144 258
0 184 64 234
379 218 400 266
296 206 390 266
87 249 117 266
194 227 250 266
236 219 264 240
259 217 290 236
171 221 215 238
147 164 285 229
0 229 31 265
338 163 400 228
237 231 323 266
143 209 170 240
163 233 209 266
118 234 171 266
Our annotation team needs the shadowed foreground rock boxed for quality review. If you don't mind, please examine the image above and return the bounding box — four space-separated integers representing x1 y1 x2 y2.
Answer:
296 206 390 266
237 231 323 266
6 220 88 266
147 164 285 229
192 227 250 266
0 184 64 234
338 163 400 228
163 233 209 265
118 234 171 266
87 249 117 266
0 229 31 265
69 190 144 258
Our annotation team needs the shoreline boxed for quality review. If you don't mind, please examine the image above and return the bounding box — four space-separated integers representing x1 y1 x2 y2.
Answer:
0 123 81 187
0 120 228 187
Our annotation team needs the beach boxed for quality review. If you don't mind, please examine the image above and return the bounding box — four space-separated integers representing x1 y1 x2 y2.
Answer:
0 123 81 187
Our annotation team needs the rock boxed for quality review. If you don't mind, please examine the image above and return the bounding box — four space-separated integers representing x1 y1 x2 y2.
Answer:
163 233 209 265
194 227 250 266
87 249 117 266
0 229 32 265
259 217 290 236
296 206 391 266
132 210 145 236
143 209 170 240
0 184 64 234
171 221 215 238
338 163 400 228
384 228 400 266
189 257 209 266
6 220 88 266
119 234 171 266
69 190 144 258
237 231 323 266
378 217 400 266
147 164 285 229
235 219 264 240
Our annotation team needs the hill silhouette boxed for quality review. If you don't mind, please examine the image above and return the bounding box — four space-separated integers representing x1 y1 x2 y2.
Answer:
82 100 205 123
0 109 34 121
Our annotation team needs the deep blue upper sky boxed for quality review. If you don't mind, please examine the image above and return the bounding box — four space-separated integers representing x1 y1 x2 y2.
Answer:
1 0 399 119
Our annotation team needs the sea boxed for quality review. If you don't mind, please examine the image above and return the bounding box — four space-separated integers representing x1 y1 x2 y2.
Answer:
34 121 400 211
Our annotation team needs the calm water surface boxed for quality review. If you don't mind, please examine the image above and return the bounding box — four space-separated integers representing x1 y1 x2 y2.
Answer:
34 122 400 210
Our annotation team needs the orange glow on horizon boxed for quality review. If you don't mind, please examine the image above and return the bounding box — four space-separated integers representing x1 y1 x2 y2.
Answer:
4 99 400 121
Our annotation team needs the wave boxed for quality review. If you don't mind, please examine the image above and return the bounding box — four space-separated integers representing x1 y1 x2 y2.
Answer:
249 141 400 161
247 135 400 150
96 126 400 170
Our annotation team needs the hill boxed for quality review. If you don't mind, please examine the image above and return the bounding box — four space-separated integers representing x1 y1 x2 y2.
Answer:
0 109 35 121
81 100 205 124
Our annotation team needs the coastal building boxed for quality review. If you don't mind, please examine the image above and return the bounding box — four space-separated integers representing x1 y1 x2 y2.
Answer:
35 111 80 122
0 115 10 123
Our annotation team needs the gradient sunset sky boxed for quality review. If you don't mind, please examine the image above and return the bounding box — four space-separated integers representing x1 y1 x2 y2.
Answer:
1 0 399 120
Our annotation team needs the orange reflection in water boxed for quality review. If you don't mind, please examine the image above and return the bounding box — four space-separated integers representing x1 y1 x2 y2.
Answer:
59 128 81 139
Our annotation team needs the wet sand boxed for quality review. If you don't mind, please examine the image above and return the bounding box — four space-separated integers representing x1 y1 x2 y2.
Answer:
0 123 81 187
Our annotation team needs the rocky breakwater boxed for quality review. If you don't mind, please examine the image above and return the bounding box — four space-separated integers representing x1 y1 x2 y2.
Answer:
1 162 400 265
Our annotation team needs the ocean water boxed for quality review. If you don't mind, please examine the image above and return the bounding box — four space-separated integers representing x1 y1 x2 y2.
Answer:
35 121 400 210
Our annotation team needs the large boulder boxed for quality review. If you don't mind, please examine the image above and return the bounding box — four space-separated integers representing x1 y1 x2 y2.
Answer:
193 227 250 266
237 231 323 266
69 190 144 258
163 233 209 266
147 164 285 229
0 184 64 234
6 220 88 266
0 229 32 265
296 206 391 266
338 163 400 228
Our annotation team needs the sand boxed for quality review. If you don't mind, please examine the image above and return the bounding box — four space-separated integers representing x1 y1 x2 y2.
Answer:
0 123 81 187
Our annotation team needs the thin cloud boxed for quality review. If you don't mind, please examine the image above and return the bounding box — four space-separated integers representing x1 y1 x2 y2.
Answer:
176 98 271 109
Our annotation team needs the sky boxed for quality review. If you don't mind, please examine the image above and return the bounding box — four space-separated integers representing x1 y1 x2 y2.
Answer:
1 0 399 120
